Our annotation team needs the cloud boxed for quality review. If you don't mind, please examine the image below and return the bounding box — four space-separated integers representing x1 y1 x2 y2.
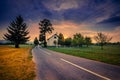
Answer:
1 20 120 43
109 26 120 42
48 21 97 41
96 16 120 30
0 0 120 42
98 26 120 42
0 28 7 40
0 0 120 25
98 16 120 24
0 0 53 24
28 21 40 41
51 21 120 43
42 0 79 11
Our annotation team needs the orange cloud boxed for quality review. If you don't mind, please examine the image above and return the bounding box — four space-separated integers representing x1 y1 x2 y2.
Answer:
51 21 96 42
51 21 120 43
0 28 7 40
28 22 40 42
107 26 120 42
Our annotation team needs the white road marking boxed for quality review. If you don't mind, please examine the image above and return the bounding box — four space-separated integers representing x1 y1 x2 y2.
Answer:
35 46 51 55
40 49 51 55
61 58 111 80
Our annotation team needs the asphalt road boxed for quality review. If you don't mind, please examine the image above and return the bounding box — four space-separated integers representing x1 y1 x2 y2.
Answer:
32 46 120 80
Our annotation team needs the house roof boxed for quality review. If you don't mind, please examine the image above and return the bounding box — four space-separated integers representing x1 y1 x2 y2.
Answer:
47 33 59 40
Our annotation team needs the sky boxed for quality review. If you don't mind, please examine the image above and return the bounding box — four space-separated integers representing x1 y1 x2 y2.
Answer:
0 0 120 42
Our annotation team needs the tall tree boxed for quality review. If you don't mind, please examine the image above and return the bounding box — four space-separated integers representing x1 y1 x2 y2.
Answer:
39 33 44 43
72 33 84 47
3 15 30 48
84 36 92 47
34 37 39 46
64 37 72 47
58 33 64 46
39 19 54 47
94 32 112 50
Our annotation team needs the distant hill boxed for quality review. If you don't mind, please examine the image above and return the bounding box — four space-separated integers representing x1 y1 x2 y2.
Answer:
0 40 11 44
0 40 34 45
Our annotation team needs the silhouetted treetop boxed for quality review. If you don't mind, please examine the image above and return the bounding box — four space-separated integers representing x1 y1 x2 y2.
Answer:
94 32 112 50
39 19 54 47
39 19 54 34
3 15 30 48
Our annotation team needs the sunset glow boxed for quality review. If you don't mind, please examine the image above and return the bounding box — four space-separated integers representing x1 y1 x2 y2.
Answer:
0 0 120 43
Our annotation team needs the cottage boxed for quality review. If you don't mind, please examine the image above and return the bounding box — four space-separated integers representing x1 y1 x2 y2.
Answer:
47 33 59 46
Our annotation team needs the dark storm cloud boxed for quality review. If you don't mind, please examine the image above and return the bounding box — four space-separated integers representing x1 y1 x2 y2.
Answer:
0 0 120 29
0 0 11 23
63 0 120 25
95 16 120 31
98 16 120 24
0 0 120 42
0 0 53 25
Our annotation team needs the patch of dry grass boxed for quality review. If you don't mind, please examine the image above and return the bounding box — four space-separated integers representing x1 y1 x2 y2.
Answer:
0 45 35 80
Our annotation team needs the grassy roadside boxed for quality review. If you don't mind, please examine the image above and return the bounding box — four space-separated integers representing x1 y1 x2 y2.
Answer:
48 45 120 66
0 45 35 80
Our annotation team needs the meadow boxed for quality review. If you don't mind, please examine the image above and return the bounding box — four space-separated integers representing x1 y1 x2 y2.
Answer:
48 45 120 66
0 45 35 80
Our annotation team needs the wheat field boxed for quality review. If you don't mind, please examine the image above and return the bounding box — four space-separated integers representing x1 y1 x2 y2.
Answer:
0 45 35 80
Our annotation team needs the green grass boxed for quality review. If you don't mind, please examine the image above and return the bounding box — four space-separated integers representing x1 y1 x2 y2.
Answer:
48 45 120 66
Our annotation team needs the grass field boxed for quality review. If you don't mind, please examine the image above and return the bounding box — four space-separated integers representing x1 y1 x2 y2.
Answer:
48 45 120 66
0 45 35 80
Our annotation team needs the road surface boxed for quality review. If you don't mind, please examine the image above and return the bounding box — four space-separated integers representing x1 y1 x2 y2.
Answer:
32 46 120 80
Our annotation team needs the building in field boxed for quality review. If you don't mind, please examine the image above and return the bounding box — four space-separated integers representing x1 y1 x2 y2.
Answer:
47 33 59 46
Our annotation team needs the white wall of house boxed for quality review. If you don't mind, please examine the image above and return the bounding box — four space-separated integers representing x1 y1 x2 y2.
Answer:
47 34 58 46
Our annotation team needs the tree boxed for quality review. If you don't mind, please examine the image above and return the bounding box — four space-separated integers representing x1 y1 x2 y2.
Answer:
84 36 92 47
58 33 64 46
39 33 45 43
94 32 112 50
3 15 30 48
34 37 39 46
39 19 54 47
72 33 84 47
64 37 72 47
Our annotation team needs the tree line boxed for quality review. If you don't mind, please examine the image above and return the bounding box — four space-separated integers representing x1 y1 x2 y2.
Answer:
57 32 112 50
57 33 92 47
3 15 112 49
